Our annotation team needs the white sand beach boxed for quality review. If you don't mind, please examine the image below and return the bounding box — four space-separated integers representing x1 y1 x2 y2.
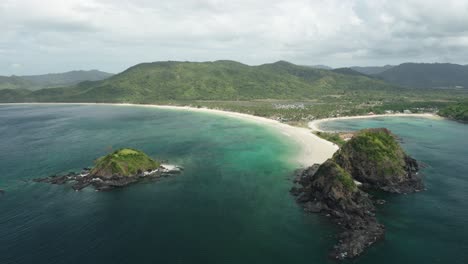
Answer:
120 104 339 167
308 113 441 132
1 103 339 167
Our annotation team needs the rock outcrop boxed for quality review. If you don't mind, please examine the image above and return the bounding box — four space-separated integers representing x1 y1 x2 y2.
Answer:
292 128 424 260
293 160 384 259
334 128 423 193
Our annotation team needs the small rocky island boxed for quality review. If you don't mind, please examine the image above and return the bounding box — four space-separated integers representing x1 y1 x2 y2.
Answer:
34 148 183 191
292 128 424 260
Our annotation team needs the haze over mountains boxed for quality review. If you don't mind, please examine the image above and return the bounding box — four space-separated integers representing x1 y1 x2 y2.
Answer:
350 63 468 89
311 62 468 89
0 61 467 104
374 63 468 89
0 70 114 91
350 65 394 75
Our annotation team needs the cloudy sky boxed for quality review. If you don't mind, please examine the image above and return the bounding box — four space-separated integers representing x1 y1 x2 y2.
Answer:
1 0 468 75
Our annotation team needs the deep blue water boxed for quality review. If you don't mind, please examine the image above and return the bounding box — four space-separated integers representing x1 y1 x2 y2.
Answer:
0 105 466 263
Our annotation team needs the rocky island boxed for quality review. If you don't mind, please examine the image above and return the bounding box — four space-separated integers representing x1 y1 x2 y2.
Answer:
34 148 183 191
292 128 424 260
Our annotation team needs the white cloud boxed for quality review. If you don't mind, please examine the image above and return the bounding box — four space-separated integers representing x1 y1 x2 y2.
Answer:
0 0 468 75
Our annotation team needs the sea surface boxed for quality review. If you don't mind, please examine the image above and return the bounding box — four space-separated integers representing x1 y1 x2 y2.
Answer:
0 105 466 264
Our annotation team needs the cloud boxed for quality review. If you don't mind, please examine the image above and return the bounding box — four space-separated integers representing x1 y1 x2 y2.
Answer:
0 0 468 75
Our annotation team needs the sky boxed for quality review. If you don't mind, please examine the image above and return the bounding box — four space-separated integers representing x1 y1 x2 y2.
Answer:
1 0 468 75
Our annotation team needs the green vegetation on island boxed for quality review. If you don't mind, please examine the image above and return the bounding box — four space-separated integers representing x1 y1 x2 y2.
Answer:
333 128 421 192
316 160 357 192
90 148 160 177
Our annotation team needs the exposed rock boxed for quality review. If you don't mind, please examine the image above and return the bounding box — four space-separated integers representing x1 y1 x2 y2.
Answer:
303 201 323 213
35 164 182 191
294 160 384 260
292 128 425 260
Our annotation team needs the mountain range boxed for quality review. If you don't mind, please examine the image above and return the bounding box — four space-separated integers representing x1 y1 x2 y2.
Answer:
374 63 468 89
1 61 467 103
0 60 401 103
0 70 114 91
350 63 468 89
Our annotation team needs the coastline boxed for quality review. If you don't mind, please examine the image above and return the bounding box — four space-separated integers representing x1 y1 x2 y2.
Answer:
0 102 339 168
308 113 441 132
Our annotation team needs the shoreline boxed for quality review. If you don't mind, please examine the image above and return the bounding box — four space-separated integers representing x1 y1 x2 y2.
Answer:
0 102 339 168
308 113 441 132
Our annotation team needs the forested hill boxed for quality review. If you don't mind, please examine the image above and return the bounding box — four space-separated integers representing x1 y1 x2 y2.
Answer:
0 60 402 103
0 70 113 91
375 63 468 89
438 101 468 122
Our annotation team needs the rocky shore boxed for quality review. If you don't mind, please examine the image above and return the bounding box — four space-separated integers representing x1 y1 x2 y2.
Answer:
291 161 385 259
34 164 183 191
291 128 424 260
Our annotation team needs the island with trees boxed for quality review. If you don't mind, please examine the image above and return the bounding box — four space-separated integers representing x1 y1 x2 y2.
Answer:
34 148 182 191
291 128 423 260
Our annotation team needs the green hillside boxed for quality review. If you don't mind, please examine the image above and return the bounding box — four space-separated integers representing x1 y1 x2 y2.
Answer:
0 60 404 103
438 102 468 122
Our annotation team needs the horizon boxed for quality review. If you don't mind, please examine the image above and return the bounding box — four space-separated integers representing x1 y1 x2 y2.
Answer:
2 0 468 75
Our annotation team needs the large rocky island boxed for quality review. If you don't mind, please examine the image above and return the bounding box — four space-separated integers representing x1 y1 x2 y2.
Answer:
35 148 182 191
292 128 424 260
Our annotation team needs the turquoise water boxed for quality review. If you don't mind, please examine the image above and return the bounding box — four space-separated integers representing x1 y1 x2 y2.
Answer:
0 104 335 264
0 106 466 263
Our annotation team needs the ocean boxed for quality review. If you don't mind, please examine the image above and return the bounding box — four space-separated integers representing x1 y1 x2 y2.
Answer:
0 105 466 263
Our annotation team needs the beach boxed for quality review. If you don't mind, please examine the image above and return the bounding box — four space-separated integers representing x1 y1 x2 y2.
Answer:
308 113 441 132
134 104 339 167
1 103 339 167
